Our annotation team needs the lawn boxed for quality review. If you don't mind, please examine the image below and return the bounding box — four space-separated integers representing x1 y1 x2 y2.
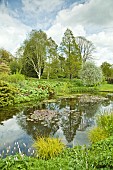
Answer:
99 83 113 92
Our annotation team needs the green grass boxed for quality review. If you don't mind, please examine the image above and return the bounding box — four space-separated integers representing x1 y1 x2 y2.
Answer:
99 83 113 92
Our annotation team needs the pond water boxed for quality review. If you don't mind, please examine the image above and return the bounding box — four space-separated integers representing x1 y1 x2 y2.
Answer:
0 94 113 157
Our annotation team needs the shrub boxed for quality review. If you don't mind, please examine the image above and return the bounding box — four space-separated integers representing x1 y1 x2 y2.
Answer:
97 112 113 136
0 80 18 107
89 112 113 143
7 72 25 84
88 136 113 169
88 127 109 143
0 72 9 81
33 137 65 160
79 62 103 86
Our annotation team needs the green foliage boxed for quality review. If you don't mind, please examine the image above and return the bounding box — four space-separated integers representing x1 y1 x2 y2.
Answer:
6 72 25 84
88 127 109 143
10 59 22 74
97 112 113 136
0 48 13 64
88 136 113 169
19 30 48 79
33 137 65 160
0 62 11 74
1 136 113 169
101 61 113 79
0 72 25 84
99 83 113 92
89 112 113 144
0 80 18 107
60 28 82 79
79 62 103 86
0 72 9 81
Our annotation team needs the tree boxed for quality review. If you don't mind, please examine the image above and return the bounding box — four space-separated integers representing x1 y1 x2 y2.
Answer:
45 37 58 79
60 28 82 79
101 62 112 78
76 36 95 63
79 62 103 86
9 59 22 74
0 48 13 64
20 30 48 79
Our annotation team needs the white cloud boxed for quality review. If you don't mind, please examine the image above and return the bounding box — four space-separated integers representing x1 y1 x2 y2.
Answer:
0 2 31 54
47 0 113 65
22 0 64 13
46 24 86 45
0 0 113 65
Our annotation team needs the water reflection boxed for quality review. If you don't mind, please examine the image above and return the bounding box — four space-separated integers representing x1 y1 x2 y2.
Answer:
0 96 113 156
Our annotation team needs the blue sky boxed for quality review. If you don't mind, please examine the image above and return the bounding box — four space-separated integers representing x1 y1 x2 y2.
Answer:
0 0 113 65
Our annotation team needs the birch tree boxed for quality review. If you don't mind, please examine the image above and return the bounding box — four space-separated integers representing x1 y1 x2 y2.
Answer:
22 30 47 79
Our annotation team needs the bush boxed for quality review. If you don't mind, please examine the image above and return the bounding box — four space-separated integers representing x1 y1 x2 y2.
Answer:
7 72 25 84
89 112 113 143
88 136 113 169
0 80 18 107
79 62 103 86
33 137 65 160
97 112 113 136
88 127 109 143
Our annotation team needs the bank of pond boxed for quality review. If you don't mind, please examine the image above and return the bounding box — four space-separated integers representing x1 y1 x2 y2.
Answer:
0 93 113 169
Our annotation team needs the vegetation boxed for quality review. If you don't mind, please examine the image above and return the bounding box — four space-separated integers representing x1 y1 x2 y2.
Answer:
88 127 109 143
33 137 65 160
89 112 113 143
0 136 113 169
79 62 103 86
0 80 18 107
76 36 95 63
99 83 113 92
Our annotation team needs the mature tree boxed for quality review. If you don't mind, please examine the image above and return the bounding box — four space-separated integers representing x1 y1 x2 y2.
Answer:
58 55 66 78
101 62 112 78
76 36 95 63
20 30 48 79
60 28 82 79
45 37 58 79
79 62 103 86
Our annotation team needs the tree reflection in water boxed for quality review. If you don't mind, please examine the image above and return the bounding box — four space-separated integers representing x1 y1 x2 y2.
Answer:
0 96 113 148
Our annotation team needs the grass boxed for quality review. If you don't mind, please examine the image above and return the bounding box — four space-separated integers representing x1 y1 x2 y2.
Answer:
98 83 113 92
33 137 65 160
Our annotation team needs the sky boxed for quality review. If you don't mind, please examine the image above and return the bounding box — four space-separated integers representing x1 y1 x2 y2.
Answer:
0 0 113 65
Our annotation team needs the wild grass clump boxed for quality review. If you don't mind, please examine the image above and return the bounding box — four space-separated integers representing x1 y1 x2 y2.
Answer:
88 127 109 143
97 112 113 136
89 111 113 143
33 137 65 160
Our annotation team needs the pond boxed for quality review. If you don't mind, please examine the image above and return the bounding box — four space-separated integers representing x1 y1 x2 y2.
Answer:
0 94 113 157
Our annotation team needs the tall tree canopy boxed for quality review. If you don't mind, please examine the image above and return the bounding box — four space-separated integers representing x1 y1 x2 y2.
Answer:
76 36 95 63
45 37 58 79
20 30 48 79
101 62 113 78
60 28 82 79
